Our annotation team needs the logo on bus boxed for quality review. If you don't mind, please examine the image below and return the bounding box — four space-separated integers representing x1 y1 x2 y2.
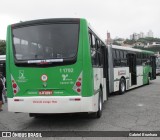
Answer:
19 70 25 79
41 74 48 82
62 74 68 81
17 70 28 83
118 70 126 75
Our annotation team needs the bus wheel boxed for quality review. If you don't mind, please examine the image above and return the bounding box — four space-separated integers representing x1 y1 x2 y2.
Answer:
93 89 103 118
119 78 126 95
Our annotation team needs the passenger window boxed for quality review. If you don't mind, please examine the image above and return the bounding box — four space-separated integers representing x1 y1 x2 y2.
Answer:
120 51 124 59
116 50 120 59
113 49 116 59
124 51 127 59
90 34 97 66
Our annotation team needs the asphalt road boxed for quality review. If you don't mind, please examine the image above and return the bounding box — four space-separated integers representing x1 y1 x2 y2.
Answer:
1 77 160 139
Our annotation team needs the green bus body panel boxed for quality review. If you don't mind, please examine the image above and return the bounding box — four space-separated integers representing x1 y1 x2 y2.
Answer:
6 19 94 98
6 26 13 98
141 50 154 84
143 65 151 84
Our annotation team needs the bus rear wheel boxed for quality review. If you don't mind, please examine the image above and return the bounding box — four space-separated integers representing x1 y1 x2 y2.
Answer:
92 89 103 118
119 78 126 95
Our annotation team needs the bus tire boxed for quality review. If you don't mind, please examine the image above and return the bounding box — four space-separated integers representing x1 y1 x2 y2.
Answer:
119 78 126 95
93 89 103 118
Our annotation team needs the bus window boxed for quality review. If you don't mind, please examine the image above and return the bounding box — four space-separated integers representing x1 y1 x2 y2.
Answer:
120 50 124 59
90 34 98 66
116 50 120 59
12 23 79 62
124 51 127 59
113 49 116 59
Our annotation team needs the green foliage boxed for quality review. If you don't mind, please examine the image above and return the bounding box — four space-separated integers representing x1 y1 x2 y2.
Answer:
133 45 160 52
112 41 121 46
125 37 160 46
124 37 160 53
137 37 160 45
137 38 148 44
0 40 6 55
143 46 160 52
124 39 136 45
112 38 125 46
144 37 160 42
133 46 144 49
129 37 160 53
115 38 124 41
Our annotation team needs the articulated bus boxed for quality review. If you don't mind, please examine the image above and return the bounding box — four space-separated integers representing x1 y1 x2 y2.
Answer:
108 45 156 94
6 18 156 118
6 18 108 118
0 55 6 76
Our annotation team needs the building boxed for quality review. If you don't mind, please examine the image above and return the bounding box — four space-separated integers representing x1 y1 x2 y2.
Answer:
130 31 154 40
147 30 153 38
144 42 160 48
105 31 112 45
134 42 145 47
139 32 144 38
130 33 139 40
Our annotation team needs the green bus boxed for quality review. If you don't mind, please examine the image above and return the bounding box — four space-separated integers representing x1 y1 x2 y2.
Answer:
6 18 156 118
6 18 108 118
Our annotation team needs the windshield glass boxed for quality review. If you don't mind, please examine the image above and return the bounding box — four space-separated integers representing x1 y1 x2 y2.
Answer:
12 23 79 61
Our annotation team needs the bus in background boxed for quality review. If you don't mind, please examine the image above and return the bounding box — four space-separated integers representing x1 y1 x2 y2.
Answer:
6 18 108 118
0 55 6 76
0 55 7 103
156 56 160 75
108 45 156 94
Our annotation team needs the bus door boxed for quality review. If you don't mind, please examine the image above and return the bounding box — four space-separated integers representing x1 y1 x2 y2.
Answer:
128 53 137 85
102 45 109 99
150 56 156 80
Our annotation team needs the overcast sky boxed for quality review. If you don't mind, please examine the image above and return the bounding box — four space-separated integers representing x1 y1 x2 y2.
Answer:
0 0 160 41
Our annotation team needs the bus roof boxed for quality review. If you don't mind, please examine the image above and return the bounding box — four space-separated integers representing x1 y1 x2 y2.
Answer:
11 18 80 28
112 45 154 54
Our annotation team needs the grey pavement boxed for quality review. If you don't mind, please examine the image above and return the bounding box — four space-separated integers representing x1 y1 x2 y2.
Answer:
0 77 160 139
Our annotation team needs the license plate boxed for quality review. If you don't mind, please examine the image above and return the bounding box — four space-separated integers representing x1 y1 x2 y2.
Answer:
39 90 53 95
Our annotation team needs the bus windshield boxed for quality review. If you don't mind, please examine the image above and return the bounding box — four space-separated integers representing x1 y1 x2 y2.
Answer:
12 23 79 63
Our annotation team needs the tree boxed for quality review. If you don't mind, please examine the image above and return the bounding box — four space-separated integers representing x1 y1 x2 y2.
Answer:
112 41 121 46
124 39 136 45
0 40 6 55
